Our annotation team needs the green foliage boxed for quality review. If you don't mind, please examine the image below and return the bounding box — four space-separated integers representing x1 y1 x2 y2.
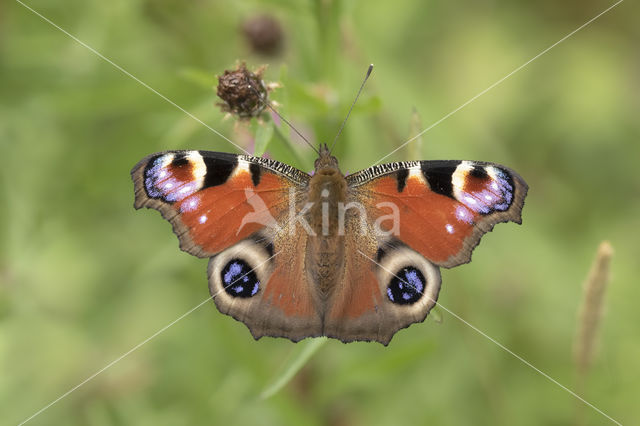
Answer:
252 119 275 157
2 0 639 425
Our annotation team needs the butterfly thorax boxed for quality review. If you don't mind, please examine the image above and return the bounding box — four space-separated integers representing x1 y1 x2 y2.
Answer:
306 148 347 298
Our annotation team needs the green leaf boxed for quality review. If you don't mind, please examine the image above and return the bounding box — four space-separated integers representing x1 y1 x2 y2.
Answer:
407 106 424 160
259 337 327 400
253 119 275 156
178 67 217 89
430 306 443 324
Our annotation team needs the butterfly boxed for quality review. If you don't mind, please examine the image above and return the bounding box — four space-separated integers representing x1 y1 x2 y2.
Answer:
131 143 527 345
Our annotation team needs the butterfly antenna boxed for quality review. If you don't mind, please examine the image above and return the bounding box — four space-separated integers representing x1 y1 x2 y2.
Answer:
248 84 319 155
329 64 374 154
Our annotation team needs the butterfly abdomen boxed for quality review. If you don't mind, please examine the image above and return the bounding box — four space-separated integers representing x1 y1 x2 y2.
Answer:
305 164 348 296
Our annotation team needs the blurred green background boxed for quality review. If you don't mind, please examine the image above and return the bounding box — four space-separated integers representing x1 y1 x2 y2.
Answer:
2 0 639 425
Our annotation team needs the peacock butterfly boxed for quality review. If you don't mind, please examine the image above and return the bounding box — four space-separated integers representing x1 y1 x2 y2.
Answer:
131 142 528 345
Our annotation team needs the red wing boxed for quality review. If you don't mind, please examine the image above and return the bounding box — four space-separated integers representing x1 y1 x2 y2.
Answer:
348 160 528 268
131 150 310 257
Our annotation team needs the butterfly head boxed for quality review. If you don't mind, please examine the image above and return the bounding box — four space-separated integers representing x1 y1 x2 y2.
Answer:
314 143 340 175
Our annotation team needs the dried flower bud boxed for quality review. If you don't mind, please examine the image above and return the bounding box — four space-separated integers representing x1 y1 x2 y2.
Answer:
242 14 283 56
216 63 267 119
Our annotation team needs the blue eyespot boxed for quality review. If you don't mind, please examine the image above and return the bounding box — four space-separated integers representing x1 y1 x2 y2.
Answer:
387 266 425 305
220 259 260 298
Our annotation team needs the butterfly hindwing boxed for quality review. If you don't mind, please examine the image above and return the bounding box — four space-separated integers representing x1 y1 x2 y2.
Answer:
322 227 443 345
207 230 324 342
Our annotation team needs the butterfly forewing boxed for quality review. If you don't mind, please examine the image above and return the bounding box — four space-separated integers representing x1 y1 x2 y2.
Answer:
347 160 528 268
